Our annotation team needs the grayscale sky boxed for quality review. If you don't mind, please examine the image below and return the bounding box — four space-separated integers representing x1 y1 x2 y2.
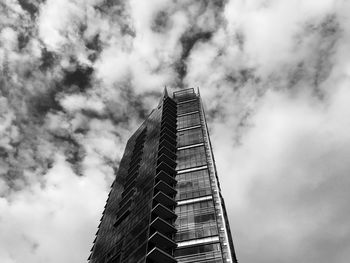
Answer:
1 0 350 262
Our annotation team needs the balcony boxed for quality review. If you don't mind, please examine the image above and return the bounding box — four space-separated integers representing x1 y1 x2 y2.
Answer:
154 181 177 196
157 154 176 169
149 231 177 250
150 217 177 234
119 188 135 206
161 121 177 133
152 204 177 220
163 104 177 115
163 97 177 107
153 191 177 207
125 171 138 187
161 115 177 126
160 126 177 139
158 146 176 160
147 247 177 263
114 209 130 227
155 171 176 186
162 110 177 120
163 100 177 109
160 133 177 146
156 162 176 177
161 113 177 125
122 179 135 195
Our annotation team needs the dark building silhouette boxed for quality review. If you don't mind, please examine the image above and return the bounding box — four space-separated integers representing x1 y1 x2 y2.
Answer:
88 88 238 263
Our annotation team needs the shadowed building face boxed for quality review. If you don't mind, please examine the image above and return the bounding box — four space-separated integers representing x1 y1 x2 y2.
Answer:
88 88 238 263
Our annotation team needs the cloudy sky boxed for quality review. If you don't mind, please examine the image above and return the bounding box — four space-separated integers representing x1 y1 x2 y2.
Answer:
1 0 350 262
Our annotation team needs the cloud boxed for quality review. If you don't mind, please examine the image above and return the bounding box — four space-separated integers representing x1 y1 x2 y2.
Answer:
0 0 350 262
0 154 108 263
213 84 350 263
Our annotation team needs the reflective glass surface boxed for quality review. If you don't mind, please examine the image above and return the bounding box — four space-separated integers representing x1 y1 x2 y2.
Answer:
177 112 201 129
177 100 199 115
178 128 204 147
176 169 212 200
175 243 223 263
175 199 217 241
176 146 207 170
89 108 163 263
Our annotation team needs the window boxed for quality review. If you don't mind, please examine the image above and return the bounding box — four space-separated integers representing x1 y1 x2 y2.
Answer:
177 146 207 170
175 199 217 242
175 199 213 211
178 113 201 129
178 128 203 147
178 100 199 115
175 243 221 257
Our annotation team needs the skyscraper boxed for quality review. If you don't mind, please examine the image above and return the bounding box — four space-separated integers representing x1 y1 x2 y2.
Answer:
88 88 238 263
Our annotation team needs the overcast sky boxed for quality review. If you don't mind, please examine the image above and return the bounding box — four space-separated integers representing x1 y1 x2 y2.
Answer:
1 0 350 262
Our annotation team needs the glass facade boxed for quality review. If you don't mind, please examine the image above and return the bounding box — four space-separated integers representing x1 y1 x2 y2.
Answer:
177 113 201 129
88 88 237 263
176 170 212 201
177 128 203 147
176 146 207 170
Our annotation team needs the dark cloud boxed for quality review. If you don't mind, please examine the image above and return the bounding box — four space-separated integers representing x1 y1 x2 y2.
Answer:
284 13 342 99
181 31 213 62
176 31 213 81
105 84 152 124
39 48 57 71
94 0 135 37
29 87 63 117
80 108 105 121
86 34 102 62
1 167 24 192
17 0 40 18
63 64 94 92
17 32 30 50
234 30 245 51
51 133 85 175
86 34 100 49
312 15 341 88
151 10 171 33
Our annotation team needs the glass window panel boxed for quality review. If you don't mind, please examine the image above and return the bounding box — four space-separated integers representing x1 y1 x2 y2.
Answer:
178 128 203 147
177 146 207 170
177 113 201 129
177 100 199 115
176 169 212 201
174 243 221 257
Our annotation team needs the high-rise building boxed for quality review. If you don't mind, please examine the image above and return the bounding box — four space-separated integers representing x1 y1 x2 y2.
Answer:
88 88 238 263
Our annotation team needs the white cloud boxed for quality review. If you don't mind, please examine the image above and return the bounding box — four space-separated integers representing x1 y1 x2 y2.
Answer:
224 0 339 78
213 84 350 263
38 0 81 50
0 154 108 263
1 0 350 262
59 93 105 114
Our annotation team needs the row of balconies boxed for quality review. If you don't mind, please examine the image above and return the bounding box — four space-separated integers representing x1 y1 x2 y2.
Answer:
147 97 178 263
89 129 147 261
115 129 147 227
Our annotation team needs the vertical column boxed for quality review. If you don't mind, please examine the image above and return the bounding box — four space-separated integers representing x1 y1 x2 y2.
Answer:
146 97 178 263
199 96 238 263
